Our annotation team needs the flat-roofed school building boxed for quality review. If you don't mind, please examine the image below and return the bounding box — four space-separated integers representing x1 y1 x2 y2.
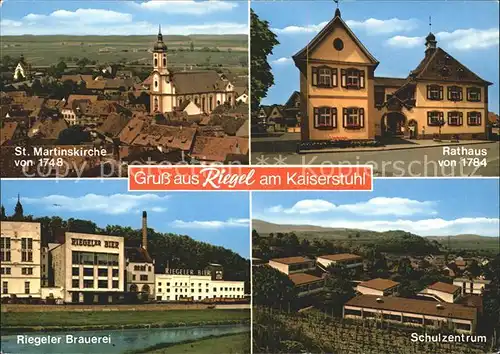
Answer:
453 278 491 296
50 232 125 303
356 278 399 297
268 256 316 275
289 272 325 297
0 221 42 298
344 295 477 334
419 281 462 303
316 254 363 269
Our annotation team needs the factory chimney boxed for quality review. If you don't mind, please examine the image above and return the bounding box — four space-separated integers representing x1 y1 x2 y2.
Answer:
142 211 148 250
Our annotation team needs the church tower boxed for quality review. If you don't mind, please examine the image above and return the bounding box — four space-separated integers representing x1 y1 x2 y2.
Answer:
151 25 171 114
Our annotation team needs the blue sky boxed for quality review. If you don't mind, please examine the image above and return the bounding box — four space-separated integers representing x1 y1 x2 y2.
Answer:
0 1 248 35
252 178 500 237
253 1 500 113
1 179 250 258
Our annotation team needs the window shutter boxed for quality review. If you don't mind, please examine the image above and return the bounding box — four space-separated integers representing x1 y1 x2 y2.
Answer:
459 88 463 101
341 69 347 88
467 112 470 124
477 89 481 101
313 107 319 127
332 107 337 127
359 70 365 89
427 85 431 99
459 112 463 125
447 87 451 100
447 111 451 124
332 69 338 87
439 86 444 100
427 111 431 125
343 108 348 127
312 67 318 86
477 112 482 125
359 108 365 127
439 111 444 124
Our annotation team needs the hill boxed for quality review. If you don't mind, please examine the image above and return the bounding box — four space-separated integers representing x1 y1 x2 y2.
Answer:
253 219 499 255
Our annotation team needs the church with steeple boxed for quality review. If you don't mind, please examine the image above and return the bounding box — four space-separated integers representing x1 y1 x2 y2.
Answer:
293 6 492 142
149 26 236 115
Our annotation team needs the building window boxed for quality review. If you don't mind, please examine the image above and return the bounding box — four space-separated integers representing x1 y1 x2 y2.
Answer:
467 111 482 126
154 58 158 67
21 268 33 275
167 282 170 286
448 111 463 126
72 267 79 276
1 267 11 275
98 280 108 289
427 85 443 100
153 97 159 112
72 279 79 288
98 268 108 277
343 107 365 129
0 237 11 250
2 281 8 294
154 81 158 88
333 38 344 51
83 280 93 288
427 111 444 126
83 268 94 277
213 287 217 292
341 68 364 89
163 57 166 67
112 269 119 277
24 281 30 294
447 86 463 101
313 107 337 129
467 87 481 102
111 280 118 289
140 275 148 281
132 274 136 281
318 67 331 87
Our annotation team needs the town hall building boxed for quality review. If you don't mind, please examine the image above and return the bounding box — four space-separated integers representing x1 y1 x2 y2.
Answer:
293 8 492 142
149 27 236 115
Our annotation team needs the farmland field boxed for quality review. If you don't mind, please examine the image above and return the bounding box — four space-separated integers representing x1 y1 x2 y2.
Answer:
1 35 248 68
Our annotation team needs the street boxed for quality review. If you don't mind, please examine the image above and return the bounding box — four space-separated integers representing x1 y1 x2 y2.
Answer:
252 142 500 177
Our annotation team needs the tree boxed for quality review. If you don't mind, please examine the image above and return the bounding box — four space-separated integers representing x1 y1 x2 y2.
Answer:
323 264 355 316
190 41 194 51
77 57 90 70
56 125 91 145
250 9 279 113
56 61 67 73
466 260 482 277
1 205 5 220
253 265 297 310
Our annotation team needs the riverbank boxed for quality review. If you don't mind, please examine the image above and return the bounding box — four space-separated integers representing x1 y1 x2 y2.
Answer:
136 332 250 354
1 309 250 334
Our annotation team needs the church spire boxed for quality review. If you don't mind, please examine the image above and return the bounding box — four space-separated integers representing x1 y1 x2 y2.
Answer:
334 0 341 17
154 24 167 52
425 15 437 55
14 193 24 220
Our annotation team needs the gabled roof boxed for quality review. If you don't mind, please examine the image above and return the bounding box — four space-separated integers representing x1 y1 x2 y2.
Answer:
191 136 248 162
0 122 20 145
409 47 492 85
293 10 378 68
285 91 300 107
172 71 227 94
126 247 153 263
318 253 362 262
289 273 323 286
99 113 130 137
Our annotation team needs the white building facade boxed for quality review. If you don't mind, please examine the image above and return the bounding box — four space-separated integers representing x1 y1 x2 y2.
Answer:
155 268 244 302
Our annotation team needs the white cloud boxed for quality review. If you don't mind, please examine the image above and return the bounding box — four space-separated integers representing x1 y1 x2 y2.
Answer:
312 217 500 237
0 19 22 27
271 57 293 65
23 9 133 24
346 18 418 35
273 21 328 34
171 218 249 229
274 18 417 35
268 197 436 217
386 28 499 50
386 35 424 48
437 28 499 50
134 0 238 15
20 193 169 215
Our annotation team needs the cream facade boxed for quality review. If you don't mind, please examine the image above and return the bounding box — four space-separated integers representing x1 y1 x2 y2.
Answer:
419 282 462 303
316 254 363 269
0 221 42 298
344 295 477 334
453 278 491 296
268 257 316 275
155 271 245 301
51 232 125 303
293 9 492 142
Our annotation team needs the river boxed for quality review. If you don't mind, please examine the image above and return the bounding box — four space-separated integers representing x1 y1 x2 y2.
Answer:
0 324 250 354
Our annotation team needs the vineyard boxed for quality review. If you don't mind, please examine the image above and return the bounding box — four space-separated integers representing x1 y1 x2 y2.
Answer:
253 307 489 354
